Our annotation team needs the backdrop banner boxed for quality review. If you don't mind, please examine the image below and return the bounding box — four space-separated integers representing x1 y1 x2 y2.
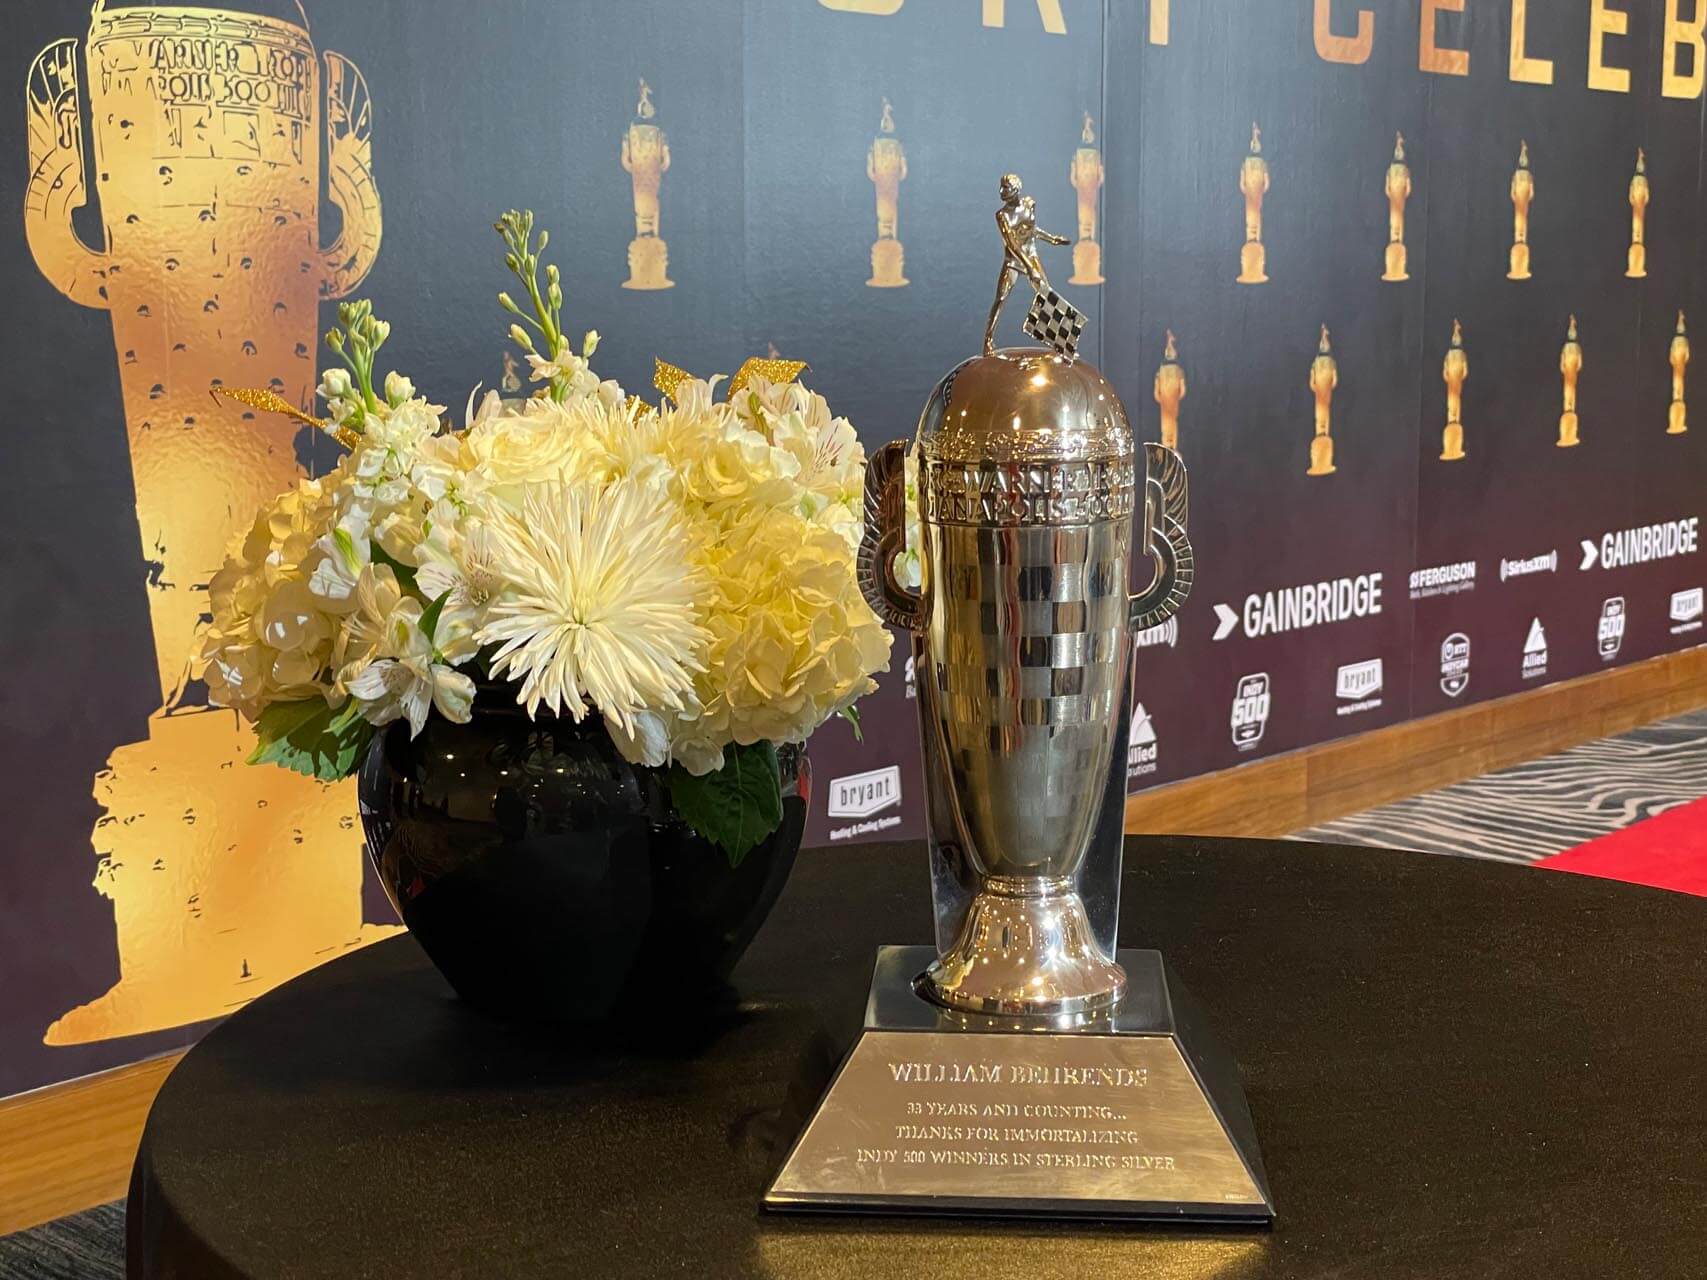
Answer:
1 0 1702 1099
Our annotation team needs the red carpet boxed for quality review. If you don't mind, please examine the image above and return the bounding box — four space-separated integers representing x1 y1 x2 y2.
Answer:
1540 796 1707 897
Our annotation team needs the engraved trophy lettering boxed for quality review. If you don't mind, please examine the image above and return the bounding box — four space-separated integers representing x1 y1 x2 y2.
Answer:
1068 112 1104 285
1383 132 1411 282
867 97 909 287
1558 314 1582 448
768 177 1271 1223
1509 139 1534 281
1670 310 1690 435
1441 319 1468 461
621 77 673 290
23 0 395 1044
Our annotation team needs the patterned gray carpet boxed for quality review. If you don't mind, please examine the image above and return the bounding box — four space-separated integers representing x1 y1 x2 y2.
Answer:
4 711 1703 1276
1296 708 1707 862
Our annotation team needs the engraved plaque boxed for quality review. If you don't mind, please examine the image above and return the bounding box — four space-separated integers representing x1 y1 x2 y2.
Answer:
766 948 1273 1222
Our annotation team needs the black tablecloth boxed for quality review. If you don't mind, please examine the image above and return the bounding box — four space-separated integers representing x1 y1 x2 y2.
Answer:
128 836 1707 1278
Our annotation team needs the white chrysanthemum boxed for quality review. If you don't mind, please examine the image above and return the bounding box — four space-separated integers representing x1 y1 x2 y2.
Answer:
476 480 709 730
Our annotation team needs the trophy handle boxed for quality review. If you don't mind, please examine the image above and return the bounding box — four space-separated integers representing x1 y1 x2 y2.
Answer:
1130 442 1194 631
858 439 925 631
319 51 383 299
24 38 109 310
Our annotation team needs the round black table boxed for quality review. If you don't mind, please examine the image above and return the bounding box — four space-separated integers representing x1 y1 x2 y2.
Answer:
128 836 1707 1278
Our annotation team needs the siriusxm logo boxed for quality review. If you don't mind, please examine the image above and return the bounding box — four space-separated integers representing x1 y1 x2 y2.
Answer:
1334 658 1384 715
1439 633 1470 697
1598 597 1626 661
1500 551 1558 582
1521 617 1549 680
1135 617 1179 649
827 766 901 819
1230 673 1271 750
1672 587 1704 636
1127 702 1158 778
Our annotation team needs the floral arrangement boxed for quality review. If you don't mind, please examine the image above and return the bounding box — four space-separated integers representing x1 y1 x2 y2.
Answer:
197 211 891 861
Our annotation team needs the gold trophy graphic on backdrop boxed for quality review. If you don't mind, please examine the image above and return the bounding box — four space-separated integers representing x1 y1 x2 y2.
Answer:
24 0 396 1045
621 77 673 290
1307 324 1338 475
1441 319 1468 461
1068 112 1104 285
1670 310 1690 434
1558 315 1583 447
1627 148 1649 279
1509 140 1534 280
1383 133 1412 282
866 97 908 287
1238 122 1269 284
1154 330 1186 450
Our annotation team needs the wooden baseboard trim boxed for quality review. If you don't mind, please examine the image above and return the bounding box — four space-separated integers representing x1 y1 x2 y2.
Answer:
1126 645 1707 838
0 1051 181 1236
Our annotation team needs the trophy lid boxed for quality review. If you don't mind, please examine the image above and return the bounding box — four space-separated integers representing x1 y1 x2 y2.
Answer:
917 348 1132 465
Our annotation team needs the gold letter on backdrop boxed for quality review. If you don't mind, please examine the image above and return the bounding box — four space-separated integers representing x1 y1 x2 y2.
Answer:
1420 0 1469 76
1152 0 1170 45
1510 0 1554 84
819 0 906 13
1588 0 1632 92
1663 0 1707 98
1315 0 1374 64
982 0 1067 34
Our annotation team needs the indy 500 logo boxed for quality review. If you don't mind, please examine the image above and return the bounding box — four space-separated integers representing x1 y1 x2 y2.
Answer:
1230 673 1271 750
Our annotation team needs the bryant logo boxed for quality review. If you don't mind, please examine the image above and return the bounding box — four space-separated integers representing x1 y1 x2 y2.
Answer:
1439 633 1470 697
1597 597 1626 661
1672 588 1705 636
1230 673 1271 750
1335 659 1383 700
1127 702 1158 778
827 766 901 819
1521 617 1549 680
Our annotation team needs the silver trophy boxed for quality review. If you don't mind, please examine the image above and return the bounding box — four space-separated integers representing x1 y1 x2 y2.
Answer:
858 173 1192 1019
767 178 1269 1221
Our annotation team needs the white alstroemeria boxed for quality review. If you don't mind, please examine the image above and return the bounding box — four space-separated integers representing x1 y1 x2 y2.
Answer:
307 522 371 612
347 597 476 737
331 563 403 692
416 521 506 629
603 708 672 768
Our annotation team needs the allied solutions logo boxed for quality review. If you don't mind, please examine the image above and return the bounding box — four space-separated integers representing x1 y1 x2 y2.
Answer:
1521 618 1549 680
1334 658 1383 715
1410 559 1476 600
1672 588 1705 637
1597 597 1626 661
826 765 903 842
1127 702 1158 779
1439 633 1470 697
1499 549 1558 582
1230 673 1271 750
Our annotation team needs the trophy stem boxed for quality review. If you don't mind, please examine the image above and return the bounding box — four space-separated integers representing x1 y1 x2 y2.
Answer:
920 877 1127 1019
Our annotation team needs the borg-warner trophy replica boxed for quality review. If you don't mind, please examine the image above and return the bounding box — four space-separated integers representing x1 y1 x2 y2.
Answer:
767 176 1273 1222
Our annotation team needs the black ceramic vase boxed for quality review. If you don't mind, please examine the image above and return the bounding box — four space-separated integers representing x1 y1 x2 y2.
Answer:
357 686 808 1021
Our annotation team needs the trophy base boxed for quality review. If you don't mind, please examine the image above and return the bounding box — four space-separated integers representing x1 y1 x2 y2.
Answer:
1627 244 1646 278
921 881 1125 1019
765 946 1273 1223
1440 423 1466 461
1307 435 1335 476
1382 242 1409 282
868 238 909 288
1508 243 1531 280
1557 413 1580 447
1236 241 1267 285
1069 239 1104 286
1669 402 1688 434
623 236 674 290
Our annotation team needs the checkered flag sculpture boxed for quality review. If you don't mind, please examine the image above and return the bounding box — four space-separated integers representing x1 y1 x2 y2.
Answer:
1023 289 1087 360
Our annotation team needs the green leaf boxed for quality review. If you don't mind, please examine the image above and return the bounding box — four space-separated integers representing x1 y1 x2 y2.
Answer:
419 588 451 646
837 704 864 743
248 697 375 781
369 540 418 591
668 741 783 868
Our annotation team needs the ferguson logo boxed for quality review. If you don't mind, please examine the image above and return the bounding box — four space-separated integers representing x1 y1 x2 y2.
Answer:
1409 560 1477 599
1230 673 1271 750
1439 632 1470 697
827 766 901 819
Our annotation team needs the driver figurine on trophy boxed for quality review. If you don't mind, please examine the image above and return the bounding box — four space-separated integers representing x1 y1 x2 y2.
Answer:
766 176 1273 1224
